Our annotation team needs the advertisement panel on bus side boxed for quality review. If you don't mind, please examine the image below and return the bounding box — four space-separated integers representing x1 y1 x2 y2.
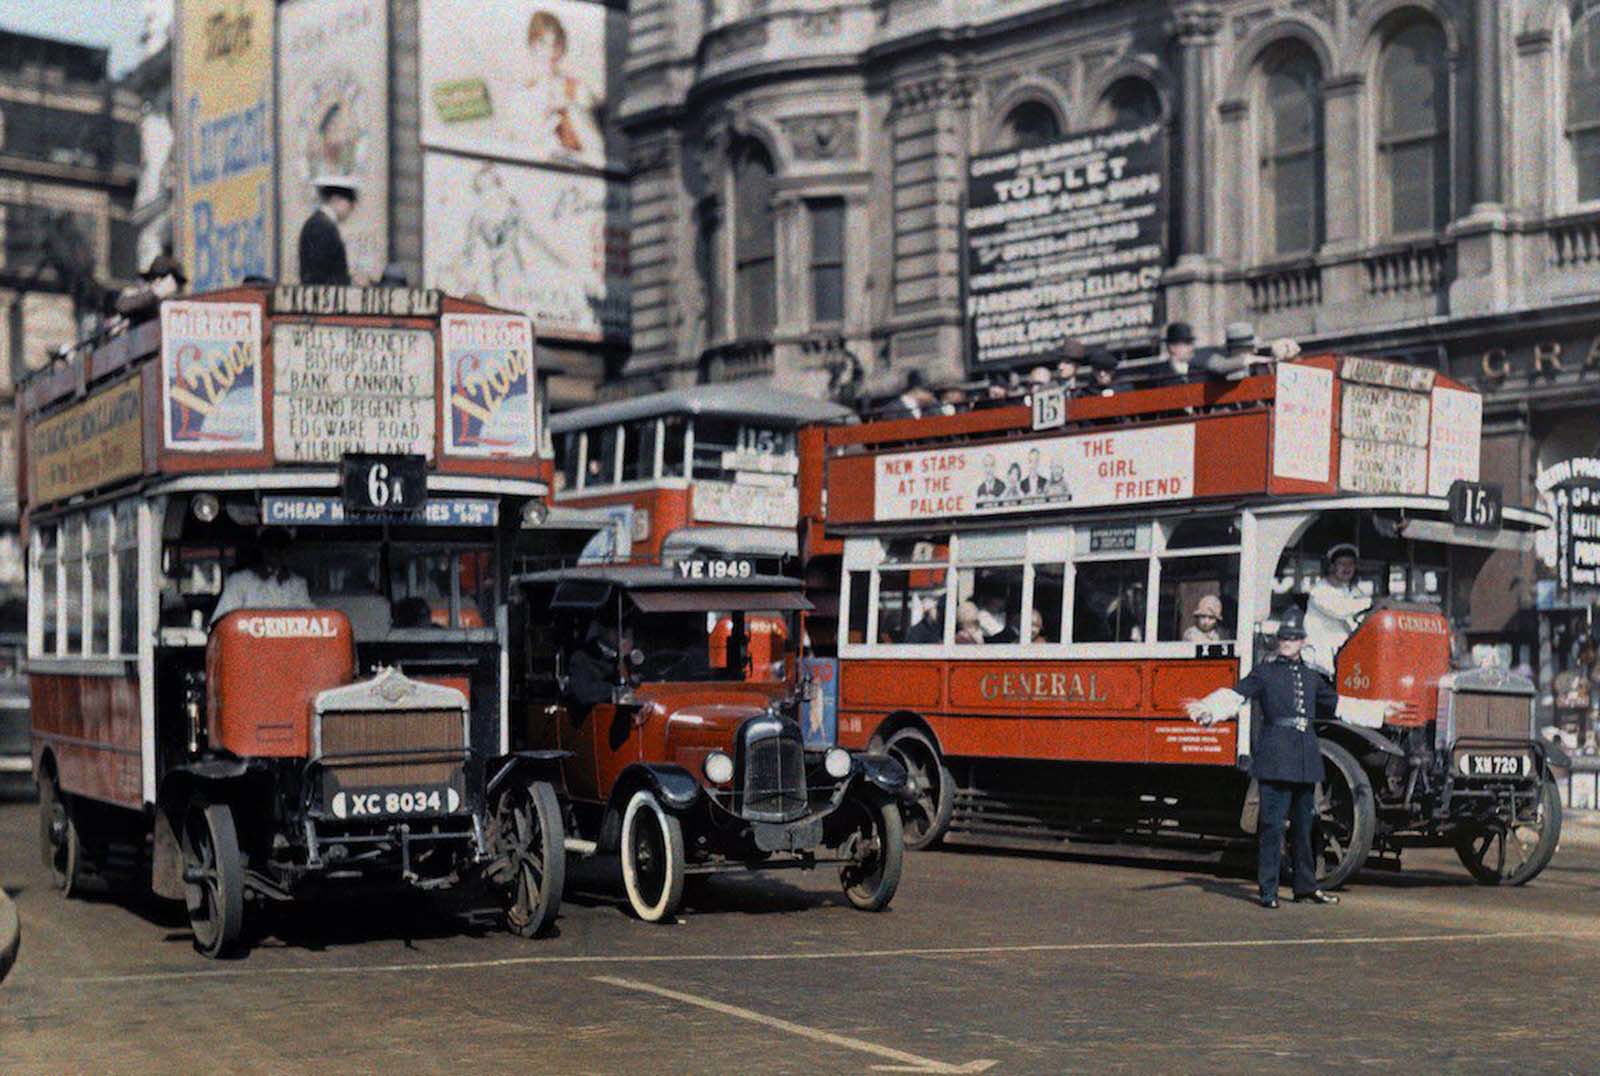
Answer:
442 313 538 458
160 300 264 452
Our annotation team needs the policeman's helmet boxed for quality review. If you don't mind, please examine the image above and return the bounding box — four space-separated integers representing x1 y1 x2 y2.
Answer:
1276 605 1308 640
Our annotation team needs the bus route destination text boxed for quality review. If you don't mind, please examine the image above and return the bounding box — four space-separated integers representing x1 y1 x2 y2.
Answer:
272 323 435 462
873 423 1195 522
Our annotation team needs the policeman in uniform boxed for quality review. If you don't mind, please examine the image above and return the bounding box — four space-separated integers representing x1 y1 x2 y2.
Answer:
1185 606 1398 908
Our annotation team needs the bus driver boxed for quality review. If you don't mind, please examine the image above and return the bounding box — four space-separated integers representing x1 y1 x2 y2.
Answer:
1304 543 1369 677
211 528 313 624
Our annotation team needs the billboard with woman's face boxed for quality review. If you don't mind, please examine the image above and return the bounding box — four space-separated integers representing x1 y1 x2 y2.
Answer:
419 0 624 172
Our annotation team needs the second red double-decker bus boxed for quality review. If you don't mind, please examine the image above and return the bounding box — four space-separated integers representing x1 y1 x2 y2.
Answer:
810 356 1561 888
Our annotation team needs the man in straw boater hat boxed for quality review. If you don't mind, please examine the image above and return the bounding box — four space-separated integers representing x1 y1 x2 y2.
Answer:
1184 605 1400 908
298 175 362 286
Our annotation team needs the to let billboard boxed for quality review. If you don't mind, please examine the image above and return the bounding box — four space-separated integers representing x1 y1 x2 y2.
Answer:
174 0 276 291
965 120 1167 366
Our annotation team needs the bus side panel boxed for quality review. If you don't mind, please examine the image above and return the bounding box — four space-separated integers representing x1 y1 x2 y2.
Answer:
835 658 1240 767
31 672 143 809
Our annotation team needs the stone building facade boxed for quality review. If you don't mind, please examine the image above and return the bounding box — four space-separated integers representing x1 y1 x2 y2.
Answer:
617 0 1600 698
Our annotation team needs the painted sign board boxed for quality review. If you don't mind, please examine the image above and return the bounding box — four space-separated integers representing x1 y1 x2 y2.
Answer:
442 313 538 457
160 300 264 452
30 379 144 503
271 323 435 463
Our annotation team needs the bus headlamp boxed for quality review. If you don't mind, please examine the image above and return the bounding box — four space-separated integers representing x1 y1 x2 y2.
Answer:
824 747 853 779
521 500 550 527
192 493 220 523
703 751 735 785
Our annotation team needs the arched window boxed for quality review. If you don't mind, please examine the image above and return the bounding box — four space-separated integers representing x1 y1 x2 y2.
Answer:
1377 19 1450 235
733 140 776 338
1258 43 1324 256
1569 8 1600 201
1096 77 1163 128
996 100 1062 150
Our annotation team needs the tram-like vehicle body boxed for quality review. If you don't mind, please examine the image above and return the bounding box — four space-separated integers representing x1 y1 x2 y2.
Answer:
808 356 1562 886
551 385 851 565
24 286 565 954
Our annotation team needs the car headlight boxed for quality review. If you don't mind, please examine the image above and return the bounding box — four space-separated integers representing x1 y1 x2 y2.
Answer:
703 750 734 785
824 747 852 779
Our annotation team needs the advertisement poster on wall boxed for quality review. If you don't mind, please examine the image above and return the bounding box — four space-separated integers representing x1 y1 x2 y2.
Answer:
418 0 624 172
160 301 264 452
965 119 1167 365
442 313 538 457
173 0 276 291
423 153 629 342
277 0 389 284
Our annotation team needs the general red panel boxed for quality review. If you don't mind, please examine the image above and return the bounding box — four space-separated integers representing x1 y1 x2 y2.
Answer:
31 672 142 809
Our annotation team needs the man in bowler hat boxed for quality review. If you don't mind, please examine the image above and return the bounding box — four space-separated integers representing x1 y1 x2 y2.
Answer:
1185 606 1399 907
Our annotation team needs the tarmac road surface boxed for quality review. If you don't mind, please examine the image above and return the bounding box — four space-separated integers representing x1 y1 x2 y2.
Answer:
2 798 1597 1074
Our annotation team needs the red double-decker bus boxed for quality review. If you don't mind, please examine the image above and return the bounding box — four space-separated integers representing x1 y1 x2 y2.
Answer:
808 356 1562 887
551 385 851 565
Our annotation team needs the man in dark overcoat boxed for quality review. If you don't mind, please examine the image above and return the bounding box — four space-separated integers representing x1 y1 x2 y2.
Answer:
298 176 360 286
1186 606 1398 908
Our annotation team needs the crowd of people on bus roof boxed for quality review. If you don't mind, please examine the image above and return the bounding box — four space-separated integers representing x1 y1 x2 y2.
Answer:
878 321 1304 421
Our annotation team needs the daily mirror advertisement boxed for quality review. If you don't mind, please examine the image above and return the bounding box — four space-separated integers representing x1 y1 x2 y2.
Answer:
443 313 538 458
174 0 276 290
418 0 623 172
160 301 265 452
277 0 389 284
423 153 629 342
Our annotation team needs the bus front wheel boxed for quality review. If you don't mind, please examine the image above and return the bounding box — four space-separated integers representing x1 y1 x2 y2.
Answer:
39 772 85 897
883 728 954 850
1313 739 1375 890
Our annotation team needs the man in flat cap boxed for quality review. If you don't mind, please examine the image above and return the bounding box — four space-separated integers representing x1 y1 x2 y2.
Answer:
1186 606 1399 907
299 176 363 286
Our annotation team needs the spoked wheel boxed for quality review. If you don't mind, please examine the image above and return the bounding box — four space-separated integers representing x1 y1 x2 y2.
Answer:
489 778 566 937
1454 779 1563 886
38 772 84 897
883 728 953 851
181 801 245 958
620 790 685 923
1313 740 1375 890
837 794 904 912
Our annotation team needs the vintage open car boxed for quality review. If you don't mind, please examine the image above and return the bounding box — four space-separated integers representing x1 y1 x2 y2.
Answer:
511 563 909 922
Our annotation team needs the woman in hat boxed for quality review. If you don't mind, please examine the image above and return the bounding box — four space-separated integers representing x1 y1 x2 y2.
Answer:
1183 594 1226 642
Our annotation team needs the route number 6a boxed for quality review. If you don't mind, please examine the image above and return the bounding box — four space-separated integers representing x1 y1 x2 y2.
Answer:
368 462 406 508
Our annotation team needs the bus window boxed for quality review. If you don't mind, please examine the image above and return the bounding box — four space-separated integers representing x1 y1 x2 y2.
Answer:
588 426 620 488
1073 560 1146 643
878 567 948 644
1157 553 1239 642
661 415 688 477
561 432 583 492
693 418 795 478
38 526 58 655
957 566 1024 644
116 501 138 654
1031 564 1066 643
846 569 871 645
1166 515 1241 549
89 509 112 655
621 420 658 482
63 518 83 654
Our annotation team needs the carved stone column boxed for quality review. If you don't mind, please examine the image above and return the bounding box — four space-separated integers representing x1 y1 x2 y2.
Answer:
1470 0 1502 212
1449 0 1510 315
1172 3 1221 263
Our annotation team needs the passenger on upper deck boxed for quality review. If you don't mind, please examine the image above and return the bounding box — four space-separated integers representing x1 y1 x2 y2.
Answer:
887 370 940 419
1158 321 1206 386
1087 349 1120 397
211 529 313 624
1206 323 1303 381
1303 543 1369 677
299 176 363 286
113 255 187 329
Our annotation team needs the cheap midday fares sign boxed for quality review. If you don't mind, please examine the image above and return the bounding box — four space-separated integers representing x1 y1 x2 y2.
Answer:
872 424 1196 522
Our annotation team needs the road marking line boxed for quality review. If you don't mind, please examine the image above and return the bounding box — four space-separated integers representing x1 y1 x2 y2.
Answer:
593 974 996 1074
63 928 1600 987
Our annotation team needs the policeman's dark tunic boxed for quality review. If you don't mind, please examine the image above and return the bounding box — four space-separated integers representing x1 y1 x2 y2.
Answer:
298 210 351 286
1232 656 1334 784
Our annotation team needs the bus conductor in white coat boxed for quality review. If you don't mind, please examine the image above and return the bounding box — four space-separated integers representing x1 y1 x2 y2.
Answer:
1304 543 1369 678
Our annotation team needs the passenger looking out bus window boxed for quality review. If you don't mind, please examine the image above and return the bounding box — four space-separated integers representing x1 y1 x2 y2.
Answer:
878 567 946 644
211 529 312 624
1074 560 1146 642
1304 542 1369 677
1023 608 1046 643
1031 564 1066 643
963 568 1022 644
587 426 619 487
1184 596 1225 642
1157 555 1240 642
954 601 983 644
